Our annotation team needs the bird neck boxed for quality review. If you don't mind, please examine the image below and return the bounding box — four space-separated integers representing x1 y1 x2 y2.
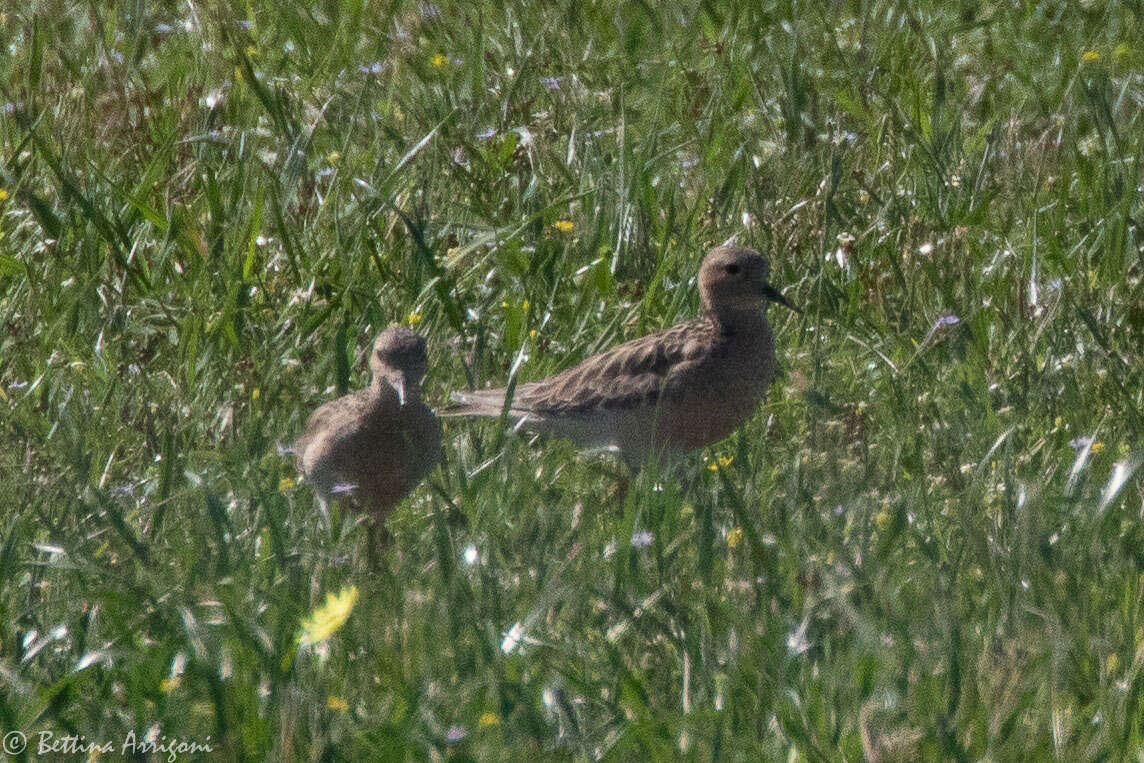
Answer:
704 304 767 334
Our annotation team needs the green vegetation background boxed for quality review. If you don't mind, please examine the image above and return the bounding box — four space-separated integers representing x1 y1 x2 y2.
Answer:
2 0 1143 758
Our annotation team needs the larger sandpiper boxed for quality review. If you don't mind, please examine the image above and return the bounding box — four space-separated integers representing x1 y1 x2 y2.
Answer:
444 246 796 469
295 327 443 524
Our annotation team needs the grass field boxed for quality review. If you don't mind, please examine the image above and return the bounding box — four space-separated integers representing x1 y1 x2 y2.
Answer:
3 0 1144 759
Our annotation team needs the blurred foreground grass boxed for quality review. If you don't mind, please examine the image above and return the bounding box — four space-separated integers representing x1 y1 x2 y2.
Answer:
2 0 1144 758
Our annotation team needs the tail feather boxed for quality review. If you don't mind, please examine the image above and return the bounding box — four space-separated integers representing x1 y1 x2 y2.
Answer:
440 388 510 417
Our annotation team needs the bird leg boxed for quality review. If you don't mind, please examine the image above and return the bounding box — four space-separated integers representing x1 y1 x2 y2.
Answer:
365 520 392 573
611 476 631 507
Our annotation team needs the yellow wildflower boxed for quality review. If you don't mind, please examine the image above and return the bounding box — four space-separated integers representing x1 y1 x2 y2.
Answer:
327 696 349 711
726 526 744 548
299 585 359 645
160 676 180 693
279 476 295 491
1106 653 1119 674
406 311 424 325
1082 50 1100 62
553 220 574 233
529 329 538 339
479 712 500 727
0 189 8 201
1090 441 1105 453
326 151 341 164
245 45 257 58
707 455 732 471
431 53 447 68
251 387 260 401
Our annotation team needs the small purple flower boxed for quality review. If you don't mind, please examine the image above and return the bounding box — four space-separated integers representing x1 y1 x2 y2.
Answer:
420 4 441 18
541 76 562 91
834 504 846 516
1069 436 1094 450
476 127 497 140
331 482 358 495
630 530 653 548
235 19 253 30
154 23 173 34
445 724 466 743
937 314 960 327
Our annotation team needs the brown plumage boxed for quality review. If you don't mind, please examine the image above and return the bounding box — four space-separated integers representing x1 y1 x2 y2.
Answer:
444 246 796 469
295 327 442 522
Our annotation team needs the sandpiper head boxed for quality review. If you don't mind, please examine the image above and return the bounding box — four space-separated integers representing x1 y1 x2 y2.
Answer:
371 326 428 403
699 246 797 315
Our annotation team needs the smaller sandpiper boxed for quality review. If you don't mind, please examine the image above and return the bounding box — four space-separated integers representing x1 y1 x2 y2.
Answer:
295 327 442 531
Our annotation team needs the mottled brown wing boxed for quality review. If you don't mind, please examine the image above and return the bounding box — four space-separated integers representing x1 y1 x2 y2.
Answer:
294 399 341 470
294 390 375 468
515 317 716 415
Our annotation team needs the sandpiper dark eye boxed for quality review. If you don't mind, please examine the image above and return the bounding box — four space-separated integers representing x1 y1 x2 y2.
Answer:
726 264 740 275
